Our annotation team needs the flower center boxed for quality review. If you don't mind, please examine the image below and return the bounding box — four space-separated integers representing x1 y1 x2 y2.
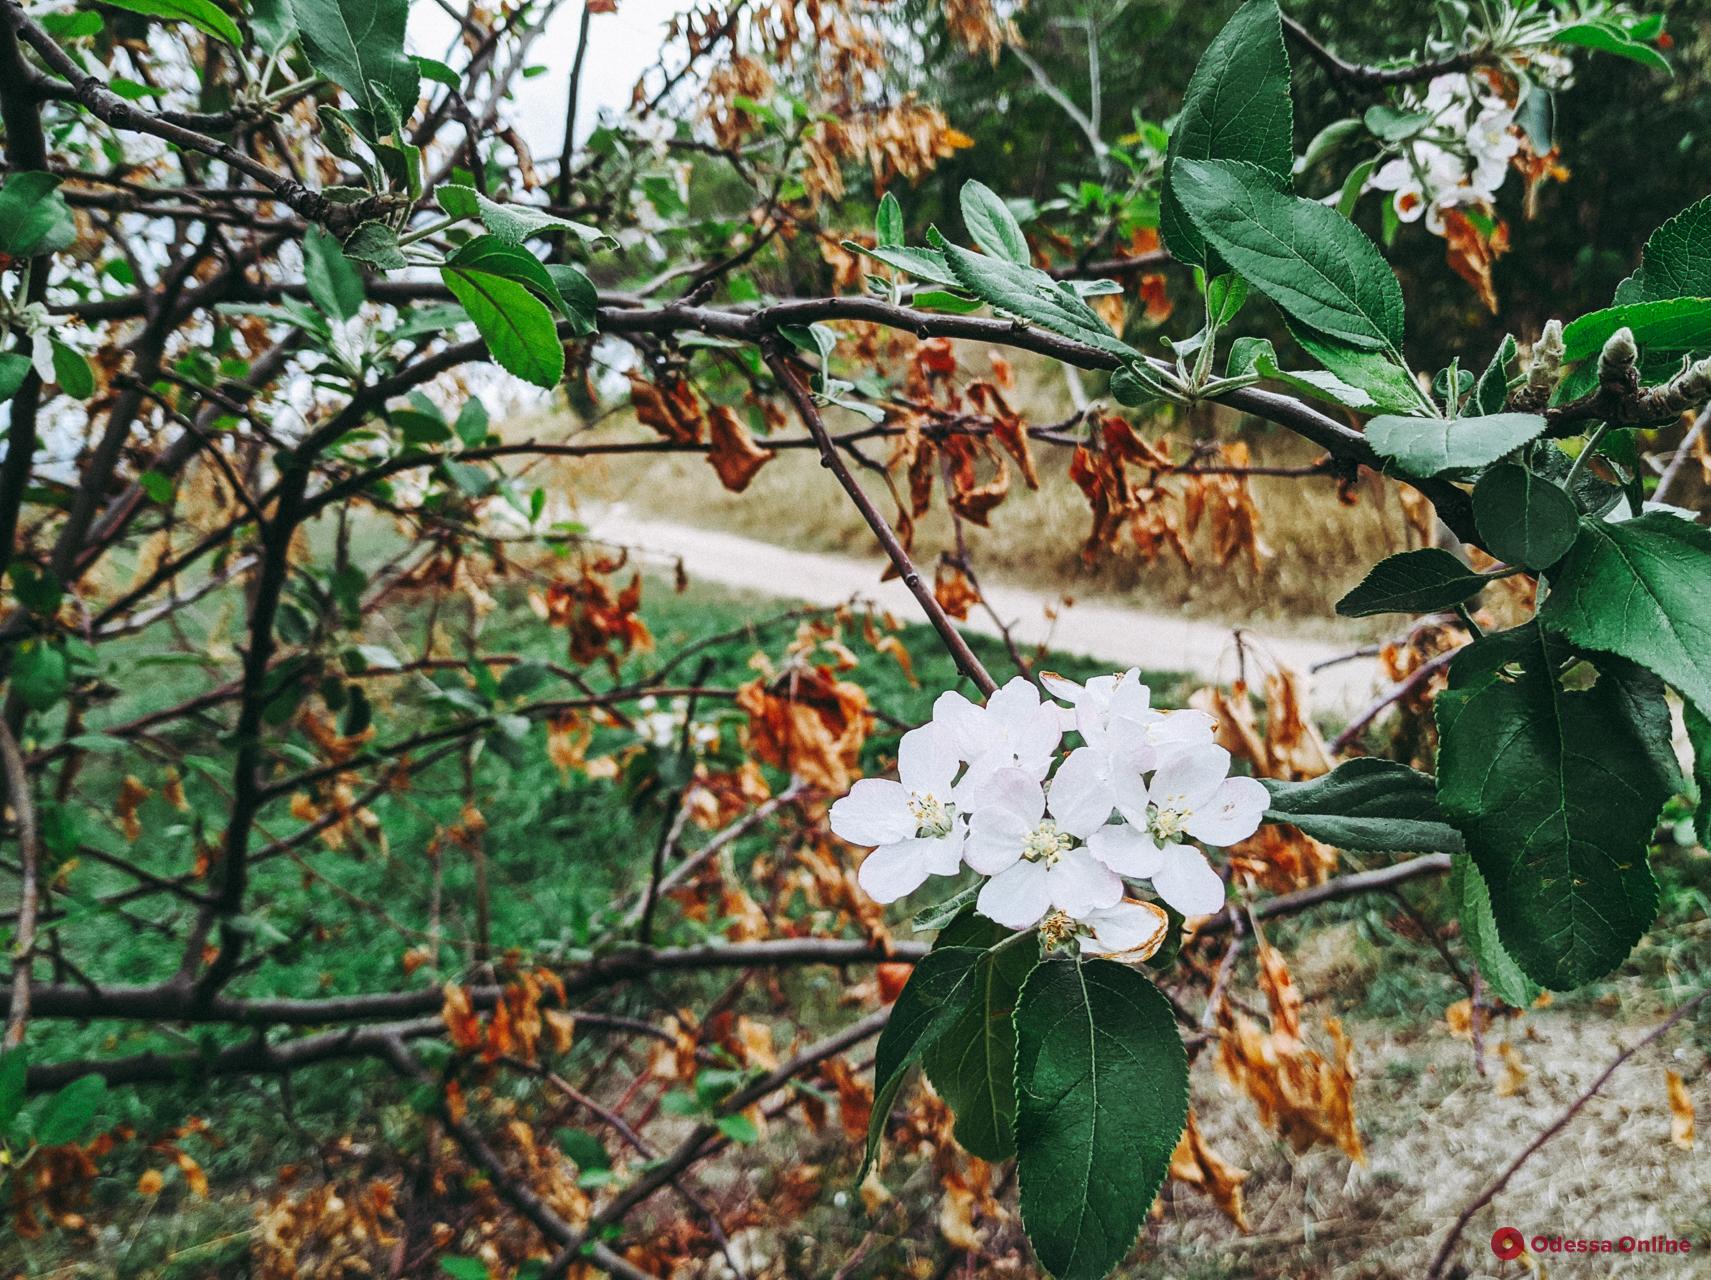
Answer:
1149 804 1189 843
1039 909 1078 947
1021 820 1073 865
908 791 953 839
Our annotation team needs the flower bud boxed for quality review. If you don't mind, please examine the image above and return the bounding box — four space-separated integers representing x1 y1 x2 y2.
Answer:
1598 326 1638 390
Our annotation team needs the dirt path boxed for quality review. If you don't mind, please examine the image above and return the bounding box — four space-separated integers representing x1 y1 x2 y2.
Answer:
586 507 1387 714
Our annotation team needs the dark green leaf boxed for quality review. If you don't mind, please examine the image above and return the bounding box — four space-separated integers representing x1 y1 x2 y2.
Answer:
844 241 961 289
911 882 980 933
1171 159 1404 354
0 1049 26 1136
1436 624 1676 989
1336 548 1486 617
412 55 459 88
50 341 93 399
1449 854 1540 1009
343 221 406 271
99 0 241 45
1538 513 1711 718
1616 193 1711 304
921 914 1032 1160
960 180 1029 265
1227 335 1381 411
0 352 31 404
859 946 985 1180
249 0 297 55
1289 324 1432 415
932 235 1137 359
1261 758 1463 853
1472 464 1577 570
33 1073 108 1146
304 224 365 323
0 172 76 258
288 0 419 134
1159 0 1294 267
1014 958 1187 1280
437 185 606 246
1473 334 1518 414
1555 21 1672 75
1561 298 1711 362
438 1260 490 1280
716 1113 760 1143
1365 411 1547 478
1689 702 1711 849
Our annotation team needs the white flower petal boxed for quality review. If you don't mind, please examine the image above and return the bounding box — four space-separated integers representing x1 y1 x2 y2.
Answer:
1151 846 1226 917
857 839 936 903
1149 743 1231 812
897 722 957 798
829 779 914 846
926 824 967 875
970 766 1046 826
1038 671 1085 706
931 690 988 763
1079 899 1171 960
1045 848 1123 916
1150 709 1216 757
1085 823 1165 878
984 676 1042 735
964 807 1031 874
1184 775 1270 847
1047 747 1113 838
1011 704 1063 775
977 860 1052 929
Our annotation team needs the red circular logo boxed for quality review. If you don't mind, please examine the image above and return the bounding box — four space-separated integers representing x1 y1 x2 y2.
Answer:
1491 1227 1526 1261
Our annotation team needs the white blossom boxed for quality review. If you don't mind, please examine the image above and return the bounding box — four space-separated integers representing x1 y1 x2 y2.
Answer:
1106 744 1268 917
829 722 965 903
934 676 1061 796
963 758 1122 929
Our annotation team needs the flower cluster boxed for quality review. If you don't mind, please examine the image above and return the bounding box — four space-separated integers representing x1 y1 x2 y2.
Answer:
828 673 1268 959
1366 72 1532 233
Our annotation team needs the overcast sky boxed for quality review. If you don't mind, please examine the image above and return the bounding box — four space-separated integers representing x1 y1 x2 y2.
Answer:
410 0 687 158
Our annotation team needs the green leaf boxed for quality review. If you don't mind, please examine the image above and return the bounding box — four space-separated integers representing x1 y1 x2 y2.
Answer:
14 640 68 711
1473 334 1518 414
1436 624 1677 989
99 0 242 46
1014 957 1187 1280
412 54 459 89
1561 298 1711 362
447 236 579 321
932 235 1138 359
343 221 406 271
716 1113 759 1144
33 1073 108 1146
910 882 979 933
960 180 1029 265
1689 702 1711 849
859 946 985 1180
0 352 31 404
876 191 904 248
304 224 365 323
0 172 76 258
1261 758 1463 853
1449 854 1540 1009
1159 0 1294 267
1227 335 1376 411
921 913 1032 1161
1171 158 1404 355
0 1049 26 1137
1538 512 1711 718
1336 548 1486 617
1472 464 1577 570
844 241 961 289
438 1260 490 1280
1365 411 1546 478
50 341 93 399
288 0 419 134
1290 325 1433 415
437 185 607 247
555 1127 610 1170
249 0 297 55
440 264 564 389
1616 193 1711 304
544 264 599 336
1555 21 1672 75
